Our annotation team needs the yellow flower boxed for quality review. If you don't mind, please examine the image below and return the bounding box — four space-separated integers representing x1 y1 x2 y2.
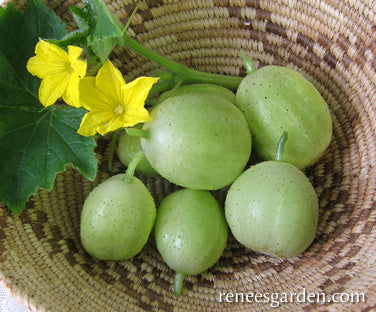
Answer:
77 60 158 137
27 40 87 108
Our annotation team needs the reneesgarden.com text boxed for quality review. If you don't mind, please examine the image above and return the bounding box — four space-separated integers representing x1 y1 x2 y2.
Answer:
218 288 366 308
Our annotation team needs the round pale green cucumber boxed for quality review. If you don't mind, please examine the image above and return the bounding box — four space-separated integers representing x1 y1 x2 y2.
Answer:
117 129 160 177
154 189 228 295
80 174 156 260
156 83 236 105
141 93 252 190
225 161 318 258
236 65 332 168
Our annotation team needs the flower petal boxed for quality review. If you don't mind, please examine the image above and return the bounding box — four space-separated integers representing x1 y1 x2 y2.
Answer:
79 77 115 112
95 60 125 102
63 75 81 108
67 45 83 61
122 77 159 110
68 45 87 78
77 63 157 136
97 116 125 135
35 40 67 59
38 72 69 107
77 110 114 137
27 40 69 78
123 107 152 125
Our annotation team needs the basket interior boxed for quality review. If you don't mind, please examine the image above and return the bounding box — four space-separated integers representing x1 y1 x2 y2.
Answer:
1 0 376 311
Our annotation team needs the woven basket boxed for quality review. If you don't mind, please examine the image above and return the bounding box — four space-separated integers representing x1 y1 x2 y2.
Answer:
1 0 376 311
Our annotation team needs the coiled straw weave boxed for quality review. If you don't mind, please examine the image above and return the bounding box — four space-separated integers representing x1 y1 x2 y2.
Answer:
1 0 376 311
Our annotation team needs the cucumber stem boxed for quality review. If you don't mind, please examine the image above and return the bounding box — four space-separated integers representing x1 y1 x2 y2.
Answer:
107 129 120 173
123 150 144 182
121 34 242 89
174 272 186 296
147 79 175 97
276 131 288 161
122 0 141 35
240 51 257 74
125 127 150 139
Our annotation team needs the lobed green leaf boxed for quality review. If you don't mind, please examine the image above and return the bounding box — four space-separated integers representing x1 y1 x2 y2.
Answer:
0 108 97 213
0 0 98 213
85 0 124 62
51 0 124 63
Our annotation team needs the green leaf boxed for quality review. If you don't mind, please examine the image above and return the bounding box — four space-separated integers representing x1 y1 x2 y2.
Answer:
0 0 66 110
86 0 123 62
0 4 39 109
0 0 98 213
49 4 93 48
0 108 97 213
25 0 67 43
50 0 124 63
87 34 121 63
70 4 93 32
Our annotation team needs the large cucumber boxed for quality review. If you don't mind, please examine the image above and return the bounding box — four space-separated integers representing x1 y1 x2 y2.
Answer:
236 65 332 168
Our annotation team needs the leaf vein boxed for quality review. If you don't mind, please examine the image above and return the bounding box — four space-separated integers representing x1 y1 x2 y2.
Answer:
16 111 50 175
0 50 39 101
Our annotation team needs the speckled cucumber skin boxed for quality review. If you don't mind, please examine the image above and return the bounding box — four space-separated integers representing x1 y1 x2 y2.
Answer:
141 93 252 190
236 66 332 169
156 83 236 105
225 161 319 258
80 174 156 260
154 189 228 275
117 129 160 177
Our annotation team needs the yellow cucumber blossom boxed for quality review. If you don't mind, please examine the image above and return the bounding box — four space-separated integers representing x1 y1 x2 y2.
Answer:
27 40 87 108
77 60 158 137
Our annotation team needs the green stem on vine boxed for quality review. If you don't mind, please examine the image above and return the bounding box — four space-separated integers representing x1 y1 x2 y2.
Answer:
276 131 288 161
108 129 120 173
147 79 176 96
146 73 187 106
145 79 175 106
174 272 186 296
172 76 185 90
88 61 104 76
240 50 257 74
123 150 144 183
145 97 158 107
121 34 243 89
122 0 141 35
125 127 150 139
151 70 175 81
